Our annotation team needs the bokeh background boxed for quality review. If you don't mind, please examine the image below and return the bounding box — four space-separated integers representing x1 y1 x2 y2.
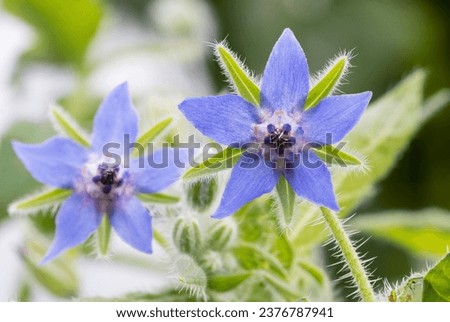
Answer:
0 0 449 300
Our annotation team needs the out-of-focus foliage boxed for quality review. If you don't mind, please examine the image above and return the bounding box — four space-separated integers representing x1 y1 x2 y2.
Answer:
353 208 450 258
3 0 102 66
1 0 449 302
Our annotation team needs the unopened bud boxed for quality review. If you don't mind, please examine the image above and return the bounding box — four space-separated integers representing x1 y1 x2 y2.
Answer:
207 219 237 251
186 179 217 211
173 217 202 254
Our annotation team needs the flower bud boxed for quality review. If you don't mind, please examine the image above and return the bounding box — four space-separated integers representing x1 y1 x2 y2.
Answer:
173 217 202 254
186 179 218 211
207 219 237 251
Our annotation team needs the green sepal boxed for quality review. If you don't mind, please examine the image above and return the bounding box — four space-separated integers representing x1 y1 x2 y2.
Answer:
208 272 251 292
49 105 90 147
273 176 296 230
313 145 363 167
9 188 72 216
183 147 243 181
215 43 260 107
97 215 111 256
305 55 348 110
422 253 450 301
138 193 180 205
132 117 173 157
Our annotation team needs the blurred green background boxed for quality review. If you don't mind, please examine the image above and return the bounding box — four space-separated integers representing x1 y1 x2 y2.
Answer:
0 0 449 296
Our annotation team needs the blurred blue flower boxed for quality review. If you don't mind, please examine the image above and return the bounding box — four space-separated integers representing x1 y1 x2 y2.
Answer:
179 29 372 219
13 83 184 264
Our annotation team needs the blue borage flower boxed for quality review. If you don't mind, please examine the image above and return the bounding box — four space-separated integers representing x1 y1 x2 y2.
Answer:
13 83 185 264
179 28 372 219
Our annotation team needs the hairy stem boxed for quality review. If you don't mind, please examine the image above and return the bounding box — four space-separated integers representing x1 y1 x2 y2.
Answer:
320 207 375 301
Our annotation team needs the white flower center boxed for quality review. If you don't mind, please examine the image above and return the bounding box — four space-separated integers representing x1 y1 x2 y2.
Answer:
75 154 134 212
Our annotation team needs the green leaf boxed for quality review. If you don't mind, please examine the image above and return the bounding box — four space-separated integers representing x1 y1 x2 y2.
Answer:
298 261 327 286
352 208 450 257
4 0 102 65
208 272 251 292
183 147 243 181
260 271 300 301
138 193 180 205
17 282 32 302
9 188 72 216
270 234 294 269
421 88 450 124
215 43 260 106
0 122 54 222
313 145 363 167
423 253 450 301
50 106 90 147
234 243 288 279
294 70 428 246
132 117 173 157
273 176 296 230
305 56 348 109
97 215 111 256
82 290 197 302
22 240 79 298
337 70 426 214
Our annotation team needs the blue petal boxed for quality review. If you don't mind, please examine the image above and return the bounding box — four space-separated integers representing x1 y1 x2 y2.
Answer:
284 151 338 211
91 83 139 154
179 94 261 146
300 92 372 145
130 148 187 193
260 28 309 113
109 196 152 254
41 193 102 264
212 155 279 219
12 137 87 189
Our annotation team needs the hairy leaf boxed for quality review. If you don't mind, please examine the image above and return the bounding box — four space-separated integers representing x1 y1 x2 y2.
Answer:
423 253 450 301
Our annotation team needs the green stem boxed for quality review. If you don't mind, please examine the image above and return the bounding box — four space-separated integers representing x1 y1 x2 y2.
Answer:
320 207 375 302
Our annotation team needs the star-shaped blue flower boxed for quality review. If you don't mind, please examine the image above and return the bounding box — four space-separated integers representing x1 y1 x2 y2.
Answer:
13 83 184 264
179 29 372 219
